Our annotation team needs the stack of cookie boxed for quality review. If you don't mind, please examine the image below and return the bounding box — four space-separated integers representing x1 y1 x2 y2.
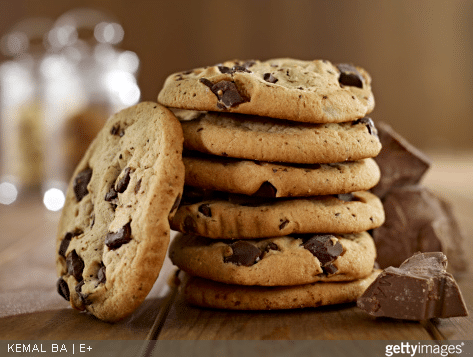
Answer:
158 58 385 310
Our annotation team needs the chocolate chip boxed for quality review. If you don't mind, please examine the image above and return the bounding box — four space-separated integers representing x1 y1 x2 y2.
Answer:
218 66 232 74
67 250 85 282
105 187 118 201
110 125 124 137
58 231 82 258
183 216 197 233
200 78 247 108
336 63 364 88
105 222 132 250
198 204 212 217
97 264 106 284
253 181 278 198
265 242 279 252
218 65 252 74
73 168 93 202
324 263 338 275
134 179 142 194
213 81 246 108
301 234 343 269
353 117 378 139
57 277 70 301
75 280 91 305
337 193 355 202
279 219 289 230
263 73 278 83
224 241 262 266
116 167 132 193
199 78 214 88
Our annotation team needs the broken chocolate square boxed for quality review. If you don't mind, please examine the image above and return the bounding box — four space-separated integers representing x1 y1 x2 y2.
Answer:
357 252 468 320
371 122 431 199
371 185 467 274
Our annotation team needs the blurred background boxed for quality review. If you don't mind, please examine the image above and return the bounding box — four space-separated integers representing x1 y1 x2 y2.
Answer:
0 0 472 210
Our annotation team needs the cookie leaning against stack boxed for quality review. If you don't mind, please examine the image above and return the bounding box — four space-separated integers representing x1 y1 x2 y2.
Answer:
55 102 185 322
158 58 385 310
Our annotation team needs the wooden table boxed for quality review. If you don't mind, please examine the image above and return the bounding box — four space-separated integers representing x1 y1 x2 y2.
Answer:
0 152 472 355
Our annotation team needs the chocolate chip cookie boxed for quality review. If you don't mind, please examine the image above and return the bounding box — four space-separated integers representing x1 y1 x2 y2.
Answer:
176 111 381 164
158 58 374 123
55 102 185 322
184 153 380 197
179 270 381 310
171 190 384 238
169 231 376 286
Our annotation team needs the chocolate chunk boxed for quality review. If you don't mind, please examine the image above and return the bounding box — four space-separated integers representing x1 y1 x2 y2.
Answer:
263 73 278 83
337 193 355 202
110 125 125 136
183 215 197 233
198 204 212 217
265 242 279 252
253 181 278 198
116 167 132 193
105 222 132 250
58 231 82 258
371 122 432 199
353 117 378 139
336 63 364 88
372 186 467 273
75 280 91 305
279 219 289 230
200 78 247 108
218 65 251 74
57 277 70 301
66 250 84 282
224 241 262 266
218 66 232 74
97 264 106 284
134 178 142 194
73 168 93 202
104 187 118 201
357 252 468 320
300 234 343 273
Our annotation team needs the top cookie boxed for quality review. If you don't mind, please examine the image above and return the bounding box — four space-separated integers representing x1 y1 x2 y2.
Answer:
158 58 374 123
55 102 185 322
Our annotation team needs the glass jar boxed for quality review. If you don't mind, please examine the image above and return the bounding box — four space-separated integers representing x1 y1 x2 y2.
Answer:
0 18 53 205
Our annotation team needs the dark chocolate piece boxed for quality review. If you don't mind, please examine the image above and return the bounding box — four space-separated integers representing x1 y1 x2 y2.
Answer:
372 185 467 273
357 252 468 320
263 73 278 83
301 234 343 269
353 117 378 139
252 181 277 197
198 204 212 217
104 187 118 201
57 277 70 301
116 167 132 193
73 168 93 202
58 230 82 258
105 222 132 250
75 280 91 305
97 264 106 284
218 65 251 74
66 250 85 282
336 63 364 88
224 241 261 267
371 122 432 199
200 79 247 108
